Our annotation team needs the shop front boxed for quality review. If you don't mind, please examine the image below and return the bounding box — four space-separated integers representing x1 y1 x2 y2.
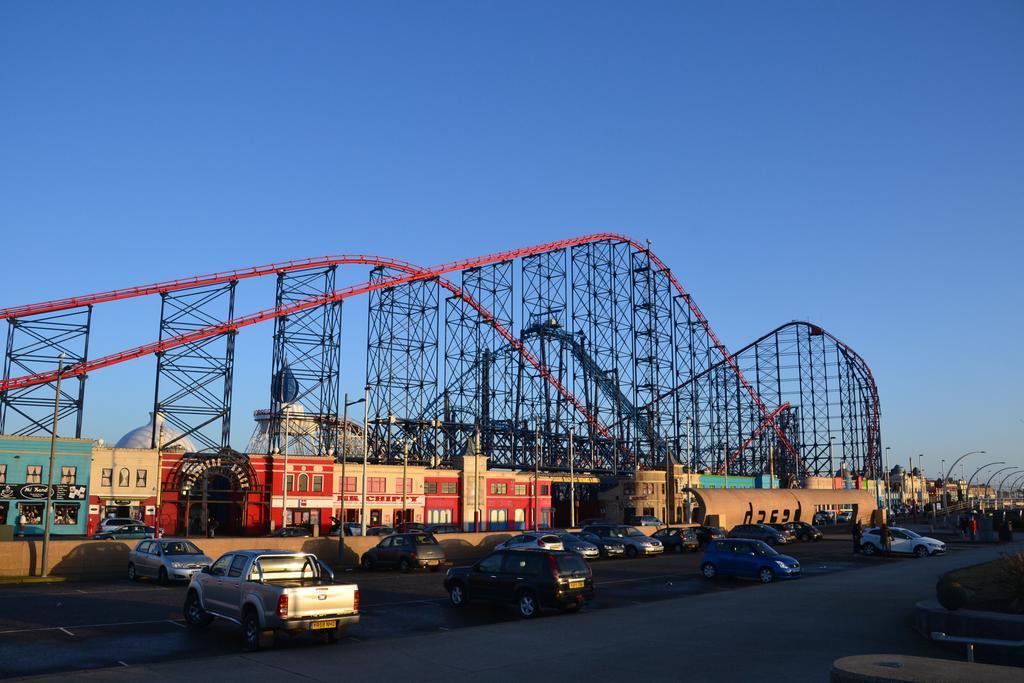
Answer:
0 483 89 535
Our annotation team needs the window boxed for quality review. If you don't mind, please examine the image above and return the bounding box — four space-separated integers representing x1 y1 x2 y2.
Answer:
210 555 232 577
368 477 386 493
623 483 635 496
18 503 44 524
0 464 6 484
477 553 504 573
427 508 453 524
424 481 438 494
118 468 130 487
228 555 248 578
489 508 507 530
441 482 457 494
490 482 507 495
54 504 79 526
514 508 525 529
26 466 42 484
297 473 309 492
540 485 549 496
514 483 526 496
136 470 147 488
396 478 412 493
101 468 112 486
340 476 356 492
60 466 76 485
286 474 294 492
503 552 543 576
312 475 323 493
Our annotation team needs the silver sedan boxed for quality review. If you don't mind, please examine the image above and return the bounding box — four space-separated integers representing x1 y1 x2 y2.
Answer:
128 538 212 585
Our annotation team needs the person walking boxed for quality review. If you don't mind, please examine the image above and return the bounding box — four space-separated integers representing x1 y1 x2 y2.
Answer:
968 516 978 542
207 517 219 539
851 519 863 554
16 511 26 538
880 523 893 555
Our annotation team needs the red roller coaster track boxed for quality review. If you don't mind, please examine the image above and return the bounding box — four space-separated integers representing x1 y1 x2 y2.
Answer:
0 233 798 465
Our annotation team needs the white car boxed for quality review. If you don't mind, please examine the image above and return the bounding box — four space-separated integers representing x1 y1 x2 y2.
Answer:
494 533 564 552
97 517 138 534
860 527 946 557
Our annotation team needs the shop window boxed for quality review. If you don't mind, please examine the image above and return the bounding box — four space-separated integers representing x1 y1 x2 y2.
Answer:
118 468 130 487
441 482 457 494
0 463 6 484
340 476 357 492
489 508 508 530
623 483 635 496
396 478 413 493
0 501 8 523
514 483 526 496
60 466 76 485
54 504 79 526
136 470 147 488
490 482 507 495
514 508 525 529
18 503 43 524
312 475 323 493
101 468 112 487
427 508 452 524
297 473 309 492
26 466 42 484
368 477 386 493
424 481 438 494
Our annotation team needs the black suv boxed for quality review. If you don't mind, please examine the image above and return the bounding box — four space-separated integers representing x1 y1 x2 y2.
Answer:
651 526 700 553
444 549 593 618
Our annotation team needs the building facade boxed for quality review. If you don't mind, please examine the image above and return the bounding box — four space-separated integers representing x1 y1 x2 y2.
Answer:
0 435 92 535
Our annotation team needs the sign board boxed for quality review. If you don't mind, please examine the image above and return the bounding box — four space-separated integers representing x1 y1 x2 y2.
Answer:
338 494 423 506
145 506 156 515
88 505 100 515
0 484 87 501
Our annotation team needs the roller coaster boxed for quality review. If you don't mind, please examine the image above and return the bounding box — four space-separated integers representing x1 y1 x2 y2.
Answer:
0 233 881 480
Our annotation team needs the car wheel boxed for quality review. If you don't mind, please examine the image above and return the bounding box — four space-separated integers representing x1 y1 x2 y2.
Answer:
361 555 374 571
158 567 169 586
861 542 876 556
913 545 928 558
701 562 717 579
242 609 262 652
449 581 468 607
800 532 810 542
626 546 638 559
758 568 775 584
516 590 538 619
183 591 212 628
127 563 138 581
399 557 412 573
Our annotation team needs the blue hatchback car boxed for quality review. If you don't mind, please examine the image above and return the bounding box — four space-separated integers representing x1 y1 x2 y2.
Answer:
700 538 801 584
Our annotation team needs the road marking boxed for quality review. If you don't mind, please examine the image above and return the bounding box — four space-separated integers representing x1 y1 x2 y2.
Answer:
166 620 186 628
59 627 74 636
438 626 450 631
117 661 128 667
365 597 445 608
0 618 182 636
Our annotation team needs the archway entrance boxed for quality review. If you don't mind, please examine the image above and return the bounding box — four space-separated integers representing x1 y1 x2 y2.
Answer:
172 451 264 536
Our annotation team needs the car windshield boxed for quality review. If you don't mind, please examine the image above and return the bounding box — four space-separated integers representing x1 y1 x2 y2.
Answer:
161 541 202 555
413 534 438 545
901 529 921 539
625 527 646 537
555 554 588 574
753 543 779 557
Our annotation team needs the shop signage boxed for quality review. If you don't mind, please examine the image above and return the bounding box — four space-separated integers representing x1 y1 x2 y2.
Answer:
0 483 87 501
338 494 423 506
179 454 252 491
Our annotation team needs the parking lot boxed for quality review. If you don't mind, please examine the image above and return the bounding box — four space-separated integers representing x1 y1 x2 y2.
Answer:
0 537 953 679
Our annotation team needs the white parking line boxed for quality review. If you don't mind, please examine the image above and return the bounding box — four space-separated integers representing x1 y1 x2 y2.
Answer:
59 627 74 636
117 661 128 667
0 618 182 636
166 620 187 628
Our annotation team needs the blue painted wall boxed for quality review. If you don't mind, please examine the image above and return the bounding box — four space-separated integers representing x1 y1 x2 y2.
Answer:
699 474 780 490
0 435 93 535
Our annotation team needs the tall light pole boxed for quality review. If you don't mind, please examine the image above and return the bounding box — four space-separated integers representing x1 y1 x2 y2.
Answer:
942 450 985 522
829 437 837 491
41 353 65 579
1007 472 1024 507
568 423 576 528
339 393 366 562
966 461 1003 510
984 466 1016 510
997 468 1022 510
359 384 370 537
884 446 892 508
685 417 693 523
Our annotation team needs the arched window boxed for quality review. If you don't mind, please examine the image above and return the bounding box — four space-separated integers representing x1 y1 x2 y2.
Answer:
298 473 309 492
118 468 130 487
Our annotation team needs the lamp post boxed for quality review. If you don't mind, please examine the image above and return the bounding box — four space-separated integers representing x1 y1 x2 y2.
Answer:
338 393 366 562
1007 472 1024 506
568 423 576 529
966 462 1004 510
943 451 985 522
884 446 892 509
41 353 65 579
829 437 837 491
997 468 1023 510
685 417 693 523
360 384 370 537
984 466 1016 511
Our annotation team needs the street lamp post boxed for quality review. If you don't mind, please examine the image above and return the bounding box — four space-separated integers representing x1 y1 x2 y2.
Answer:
41 353 65 579
1007 472 1024 507
338 392 366 562
360 384 370 537
966 462 1004 510
685 417 693 523
884 446 892 509
997 469 1023 510
984 467 1016 511
568 423 576 529
942 451 986 523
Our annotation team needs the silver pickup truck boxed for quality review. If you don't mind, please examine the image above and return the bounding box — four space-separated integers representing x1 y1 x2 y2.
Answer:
183 549 359 650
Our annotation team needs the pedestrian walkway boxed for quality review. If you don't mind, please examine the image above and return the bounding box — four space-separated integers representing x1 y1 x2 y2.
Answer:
12 542 1024 682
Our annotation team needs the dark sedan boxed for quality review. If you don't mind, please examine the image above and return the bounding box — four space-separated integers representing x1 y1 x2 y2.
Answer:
651 527 700 553
693 525 727 546
270 525 312 538
576 531 626 558
95 523 155 540
782 521 823 542
728 523 788 546
360 533 446 572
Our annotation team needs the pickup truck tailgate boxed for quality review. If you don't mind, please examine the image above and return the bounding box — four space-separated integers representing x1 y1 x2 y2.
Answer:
287 584 359 619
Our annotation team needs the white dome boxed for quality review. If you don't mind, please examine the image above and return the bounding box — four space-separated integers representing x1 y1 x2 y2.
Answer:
116 412 196 452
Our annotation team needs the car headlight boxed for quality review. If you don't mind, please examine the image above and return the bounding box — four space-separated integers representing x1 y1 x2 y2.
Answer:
171 561 188 569
775 560 788 568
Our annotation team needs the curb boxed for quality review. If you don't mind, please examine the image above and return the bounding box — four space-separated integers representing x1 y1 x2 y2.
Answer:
0 576 68 585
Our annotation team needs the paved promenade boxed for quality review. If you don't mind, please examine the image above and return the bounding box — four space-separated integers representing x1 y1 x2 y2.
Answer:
13 541 1023 682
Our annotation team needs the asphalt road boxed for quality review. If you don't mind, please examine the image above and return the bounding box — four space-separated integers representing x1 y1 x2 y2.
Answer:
0 539 951 679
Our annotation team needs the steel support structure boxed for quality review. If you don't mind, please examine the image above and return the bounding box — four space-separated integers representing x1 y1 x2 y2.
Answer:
1 307 92 437
268 267 343 457
152 283 236 451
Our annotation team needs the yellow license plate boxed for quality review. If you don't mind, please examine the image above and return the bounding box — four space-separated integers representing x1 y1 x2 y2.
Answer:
311 620 337 630
425 559 438 565
569 579 585 589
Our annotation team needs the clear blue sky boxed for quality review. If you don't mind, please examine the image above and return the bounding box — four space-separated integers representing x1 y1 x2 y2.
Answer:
2 2 1021 479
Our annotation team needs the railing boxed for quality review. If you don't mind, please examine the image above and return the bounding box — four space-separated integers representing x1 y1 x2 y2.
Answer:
931 631 1024 662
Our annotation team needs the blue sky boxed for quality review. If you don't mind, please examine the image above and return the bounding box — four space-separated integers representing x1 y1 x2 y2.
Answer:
1 2 1022 478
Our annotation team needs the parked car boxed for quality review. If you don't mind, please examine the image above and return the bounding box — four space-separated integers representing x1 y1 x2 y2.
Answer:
365 525 394 536
328 522 363 537
578 517 614 527
580 525 663 558
271 526 312 538
360 533 446 572
813 511 837 526
782 521 823 542
494 532 565 552
394 522 426 534
628 515 665 527
576 531 626 558
692 525 727 547
549 531 600 559
765 524 797 543
700 538 801 584
95 523 155 540
97 517 138 534
425 524 462 535
184 550 359 650
651 527 700 553
128 538 212 584
728 523 788 546
860 527 946 557
836 511 853 524
444 549 593 617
